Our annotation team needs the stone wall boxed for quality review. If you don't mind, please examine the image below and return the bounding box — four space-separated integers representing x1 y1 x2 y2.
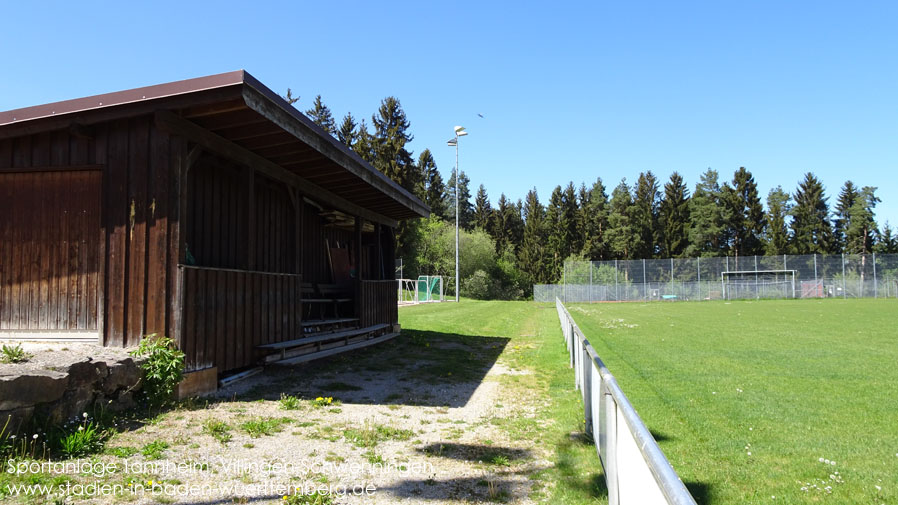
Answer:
0 344 144 432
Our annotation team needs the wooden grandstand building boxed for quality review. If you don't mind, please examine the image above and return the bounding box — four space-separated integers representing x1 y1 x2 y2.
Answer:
0 70 428 377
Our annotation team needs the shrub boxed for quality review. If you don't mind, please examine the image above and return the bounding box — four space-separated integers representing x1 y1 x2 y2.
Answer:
130 334 185 406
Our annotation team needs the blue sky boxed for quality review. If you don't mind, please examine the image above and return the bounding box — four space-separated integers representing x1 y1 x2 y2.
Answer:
2 1 896 227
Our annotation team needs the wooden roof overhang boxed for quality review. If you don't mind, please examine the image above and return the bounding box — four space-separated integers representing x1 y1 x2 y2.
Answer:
0 70 429 227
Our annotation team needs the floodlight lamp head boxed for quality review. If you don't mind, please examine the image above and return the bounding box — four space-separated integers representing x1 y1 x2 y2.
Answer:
456 130 468 137
454 126 466 133
447 138 457 147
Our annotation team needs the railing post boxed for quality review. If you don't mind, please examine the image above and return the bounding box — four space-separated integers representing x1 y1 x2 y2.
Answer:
604 386 619 505
582 341 593 438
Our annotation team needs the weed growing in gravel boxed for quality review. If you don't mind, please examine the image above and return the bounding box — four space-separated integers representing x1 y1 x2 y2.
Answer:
203 420 232 445
311 397 334 408
363 450 384 464
343 423 414 448
59 420 105 458
141 440 169 460
0 343 31 363
282 490 333 504
241 417 290 438
279 394 302 410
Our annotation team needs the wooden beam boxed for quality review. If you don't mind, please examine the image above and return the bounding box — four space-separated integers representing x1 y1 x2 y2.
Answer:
154 110 398 228
241 85 429 219
355 217 363 281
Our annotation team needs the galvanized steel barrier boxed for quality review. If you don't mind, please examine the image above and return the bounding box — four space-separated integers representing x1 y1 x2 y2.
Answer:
556 298 697 505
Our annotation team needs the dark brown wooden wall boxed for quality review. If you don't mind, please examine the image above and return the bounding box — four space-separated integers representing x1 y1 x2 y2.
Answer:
178 266 301 372
0 169 102 330
0 116 183 346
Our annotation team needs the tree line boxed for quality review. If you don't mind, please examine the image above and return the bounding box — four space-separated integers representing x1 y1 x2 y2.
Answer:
296 92 897 293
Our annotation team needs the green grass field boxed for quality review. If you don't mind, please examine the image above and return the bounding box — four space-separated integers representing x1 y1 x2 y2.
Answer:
400 299 898 505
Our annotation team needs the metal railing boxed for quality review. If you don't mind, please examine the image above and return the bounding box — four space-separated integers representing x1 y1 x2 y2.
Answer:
556 298 697 505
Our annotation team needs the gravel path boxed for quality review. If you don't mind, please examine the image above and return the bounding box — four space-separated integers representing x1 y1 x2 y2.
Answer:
84 331 549 505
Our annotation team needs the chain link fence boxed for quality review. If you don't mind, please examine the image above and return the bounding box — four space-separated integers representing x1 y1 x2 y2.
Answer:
535 253 898 302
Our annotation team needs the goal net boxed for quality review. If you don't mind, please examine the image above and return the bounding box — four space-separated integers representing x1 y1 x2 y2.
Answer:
721 270 796 300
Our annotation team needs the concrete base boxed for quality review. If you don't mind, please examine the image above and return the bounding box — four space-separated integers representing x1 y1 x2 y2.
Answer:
176 367 218 399
392 323 401 334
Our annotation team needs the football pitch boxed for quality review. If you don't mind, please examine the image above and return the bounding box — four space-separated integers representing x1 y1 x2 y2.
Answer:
563 298 897 504
399 298 897 504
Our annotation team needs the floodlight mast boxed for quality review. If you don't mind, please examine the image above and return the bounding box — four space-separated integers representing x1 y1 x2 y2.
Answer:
448 126 467 302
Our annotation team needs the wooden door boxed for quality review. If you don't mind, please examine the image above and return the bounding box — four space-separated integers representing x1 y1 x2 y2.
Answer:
0 168 102 334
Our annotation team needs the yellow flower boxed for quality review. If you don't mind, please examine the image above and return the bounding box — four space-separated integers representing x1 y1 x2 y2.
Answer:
316 397 323 401
147 480 154 486
282 496 288 500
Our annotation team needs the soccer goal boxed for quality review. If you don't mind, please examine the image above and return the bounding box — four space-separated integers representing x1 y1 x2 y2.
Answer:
721 270 796 300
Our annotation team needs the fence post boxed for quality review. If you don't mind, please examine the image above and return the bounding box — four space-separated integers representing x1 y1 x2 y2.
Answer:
582 342 593 438
842 253 847 299
873 253 877 298
590 262 594 303
643 259 647 301
814 253 818 285
615 260 619 301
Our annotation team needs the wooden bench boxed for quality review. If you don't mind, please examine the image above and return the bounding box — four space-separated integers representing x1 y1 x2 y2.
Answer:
301 282 354 318
258 323 389 361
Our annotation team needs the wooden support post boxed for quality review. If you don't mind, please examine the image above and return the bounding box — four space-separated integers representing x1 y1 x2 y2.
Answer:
246 167 256 270
376 223 383 280
355 217 363 281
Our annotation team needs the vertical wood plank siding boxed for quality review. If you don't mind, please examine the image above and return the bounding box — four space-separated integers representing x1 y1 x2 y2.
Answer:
0 116 181 345
1 113 402 376
0 169 102 330
178 266 301 371
357 280 398 328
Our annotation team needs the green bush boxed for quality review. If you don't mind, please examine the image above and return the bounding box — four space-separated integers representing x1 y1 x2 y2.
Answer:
130 334 185 407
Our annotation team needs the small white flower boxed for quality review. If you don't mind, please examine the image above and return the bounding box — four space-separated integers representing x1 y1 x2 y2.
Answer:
819 457 824 462
875 485 881 491
83 412 88 418
78 426 84 431
749 427 753 431
747 451 751 456
824 459 830 464
830 461 836 465
32 434 38 440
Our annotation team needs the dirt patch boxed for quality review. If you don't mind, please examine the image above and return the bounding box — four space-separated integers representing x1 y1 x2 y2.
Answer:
56 330 549 504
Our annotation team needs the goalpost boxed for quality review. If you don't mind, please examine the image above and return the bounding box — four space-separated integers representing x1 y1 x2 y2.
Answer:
720 270 796 300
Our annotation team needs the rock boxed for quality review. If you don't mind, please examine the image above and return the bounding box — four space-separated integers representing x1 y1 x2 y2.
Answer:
103 357 142 394
0 370 68 410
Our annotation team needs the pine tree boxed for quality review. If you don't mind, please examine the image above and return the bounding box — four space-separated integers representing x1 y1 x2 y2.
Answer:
722 167 766 256
353 120 375 163
606 179 638 260
875 222 898 253
519 189 549 283
505 198 525 253
790 172 833 254
282 88 300 105
562 182 581 256
445 169 474 230
833 181 858 252
632 172 660 258
417 149 446 219
337 113 358 148
764 186 792 255
579 178 609 260
845 186 879 255
371 97 417 194
659 172 690 258
686 169 724 257
473 184 492 231
545 186 567 280
305 95 336 134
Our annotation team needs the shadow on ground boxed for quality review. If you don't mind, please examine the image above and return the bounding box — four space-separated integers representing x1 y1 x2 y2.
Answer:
218 329 510 408
416 442 531 462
